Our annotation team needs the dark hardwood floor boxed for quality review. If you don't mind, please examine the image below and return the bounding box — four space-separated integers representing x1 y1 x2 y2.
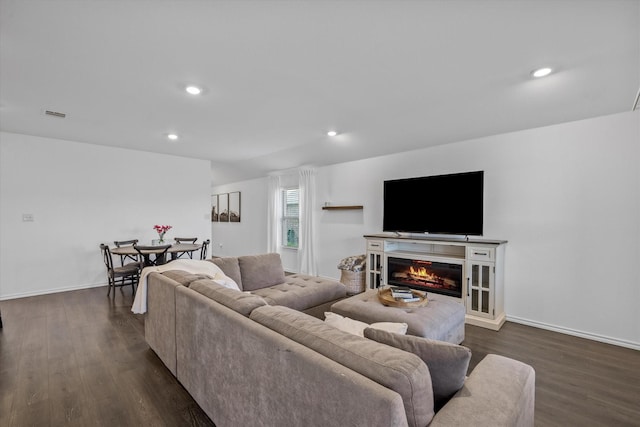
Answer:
1 286 639 426
0 286 215 427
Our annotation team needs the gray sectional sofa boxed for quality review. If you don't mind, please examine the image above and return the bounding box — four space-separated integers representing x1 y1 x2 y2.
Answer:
144 253 535 427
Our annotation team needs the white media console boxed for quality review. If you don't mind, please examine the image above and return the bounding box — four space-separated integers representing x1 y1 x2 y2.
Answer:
364 234 507 331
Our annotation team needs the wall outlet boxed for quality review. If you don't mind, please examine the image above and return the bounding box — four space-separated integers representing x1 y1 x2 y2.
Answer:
22 213 34 222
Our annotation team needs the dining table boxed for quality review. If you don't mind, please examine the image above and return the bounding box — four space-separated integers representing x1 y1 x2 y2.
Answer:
111 243 202 266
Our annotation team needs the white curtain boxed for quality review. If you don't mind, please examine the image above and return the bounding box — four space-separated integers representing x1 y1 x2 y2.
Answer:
298 167 317 275
267 174 281 253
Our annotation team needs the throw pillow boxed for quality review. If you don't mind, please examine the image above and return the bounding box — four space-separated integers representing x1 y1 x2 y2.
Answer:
363 327 471 410
324 312 408 337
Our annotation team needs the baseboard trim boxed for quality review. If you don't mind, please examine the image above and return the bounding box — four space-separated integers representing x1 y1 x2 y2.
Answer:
0 282 106 301
507 315 640 351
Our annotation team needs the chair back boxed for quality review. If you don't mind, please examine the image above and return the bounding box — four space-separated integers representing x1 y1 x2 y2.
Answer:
173 237 199 259
114 239 140 265
200 239 210 260
114 239 138 246
174 237 198 244
100 243 115 273
101 242 139 296
134 244 172 266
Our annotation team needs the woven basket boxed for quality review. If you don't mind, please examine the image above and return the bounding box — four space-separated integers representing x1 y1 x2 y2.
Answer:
340 269 366 295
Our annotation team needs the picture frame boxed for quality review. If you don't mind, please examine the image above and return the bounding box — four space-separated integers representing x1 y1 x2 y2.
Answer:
229 191 241 222
218 193 229 222
211 194 219 222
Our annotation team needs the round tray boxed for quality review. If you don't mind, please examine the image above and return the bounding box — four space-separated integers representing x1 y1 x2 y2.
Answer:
377 287 428 308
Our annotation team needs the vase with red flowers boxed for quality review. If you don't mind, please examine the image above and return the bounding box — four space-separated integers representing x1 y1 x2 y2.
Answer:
153 224 172 244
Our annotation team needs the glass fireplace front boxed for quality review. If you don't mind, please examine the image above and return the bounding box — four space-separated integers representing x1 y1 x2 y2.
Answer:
386 257 463 298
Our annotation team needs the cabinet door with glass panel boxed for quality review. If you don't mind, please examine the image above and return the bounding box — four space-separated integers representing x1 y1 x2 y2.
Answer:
466 261 495 319
365 239 385 289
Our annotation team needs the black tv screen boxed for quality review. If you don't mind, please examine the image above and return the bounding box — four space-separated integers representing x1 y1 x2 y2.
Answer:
383 171 484 235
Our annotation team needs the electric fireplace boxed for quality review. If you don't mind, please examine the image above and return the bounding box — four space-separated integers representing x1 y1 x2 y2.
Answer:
386 257 463 298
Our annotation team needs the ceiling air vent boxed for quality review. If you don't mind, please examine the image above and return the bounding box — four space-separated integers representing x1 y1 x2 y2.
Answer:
45 110 66 118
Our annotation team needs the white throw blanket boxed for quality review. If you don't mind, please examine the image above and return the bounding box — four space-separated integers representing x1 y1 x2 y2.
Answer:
131 259 239 314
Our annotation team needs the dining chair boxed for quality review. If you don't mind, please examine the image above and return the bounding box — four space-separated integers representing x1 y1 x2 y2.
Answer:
174 237 198 244
173 237 198 259
100 243 139 296
200 239 210 260
113 239 142 267
134 244 171 267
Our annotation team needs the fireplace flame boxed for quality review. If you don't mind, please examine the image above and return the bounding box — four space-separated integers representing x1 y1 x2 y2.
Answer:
409 265 439 282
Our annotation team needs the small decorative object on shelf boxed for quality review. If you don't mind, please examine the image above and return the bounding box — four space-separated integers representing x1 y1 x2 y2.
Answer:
153 224 172 244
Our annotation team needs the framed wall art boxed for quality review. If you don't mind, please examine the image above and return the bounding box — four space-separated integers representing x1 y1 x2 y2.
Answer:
218 193 229 222
211 194 219 222
212 192 241 223
229 191 241 222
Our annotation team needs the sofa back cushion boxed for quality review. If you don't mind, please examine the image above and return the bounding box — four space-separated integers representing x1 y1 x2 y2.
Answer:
250 305 435 427
210 257 243 290
161 270 214 287
190 280 267 317
364 327 471 410
238 253 286 291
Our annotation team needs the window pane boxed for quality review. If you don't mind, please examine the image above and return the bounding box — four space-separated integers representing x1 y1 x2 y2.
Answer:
282 188 299 248
283 218 299 247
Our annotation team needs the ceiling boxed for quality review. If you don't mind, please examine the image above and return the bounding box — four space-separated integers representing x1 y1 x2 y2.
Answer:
1 0 638 185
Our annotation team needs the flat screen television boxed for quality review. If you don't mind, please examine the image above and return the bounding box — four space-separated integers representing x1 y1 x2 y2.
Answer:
383 171 484 235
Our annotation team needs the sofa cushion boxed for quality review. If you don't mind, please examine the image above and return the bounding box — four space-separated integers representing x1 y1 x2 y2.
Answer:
210 257 243 290
160 270 213 287
324 312 408 337
364 327 471 410
237 253 286 291
250 305 435 427
190 280 267 317
251 274 346 311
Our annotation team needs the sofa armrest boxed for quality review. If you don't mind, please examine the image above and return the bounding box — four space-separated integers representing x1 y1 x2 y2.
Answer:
429 354 535 427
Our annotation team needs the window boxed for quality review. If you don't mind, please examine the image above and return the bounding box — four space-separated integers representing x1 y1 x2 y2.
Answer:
282 188 299 248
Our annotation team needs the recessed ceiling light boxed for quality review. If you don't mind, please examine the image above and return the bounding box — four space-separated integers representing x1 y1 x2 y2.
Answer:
531 67 553 78
327 131 338 137
185 85 202 95
167 133 179 141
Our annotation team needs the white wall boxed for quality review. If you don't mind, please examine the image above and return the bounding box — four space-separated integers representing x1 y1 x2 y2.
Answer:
0 132 212 299
213 111 640 349
210 177 268 259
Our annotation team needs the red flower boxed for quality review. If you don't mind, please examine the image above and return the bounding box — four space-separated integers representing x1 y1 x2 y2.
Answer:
153 224 172 236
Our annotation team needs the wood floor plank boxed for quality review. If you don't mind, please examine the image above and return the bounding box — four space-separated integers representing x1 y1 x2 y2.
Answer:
1 286 639 427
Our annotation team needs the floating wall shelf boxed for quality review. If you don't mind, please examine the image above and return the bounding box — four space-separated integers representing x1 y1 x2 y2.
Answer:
321 205 363 210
